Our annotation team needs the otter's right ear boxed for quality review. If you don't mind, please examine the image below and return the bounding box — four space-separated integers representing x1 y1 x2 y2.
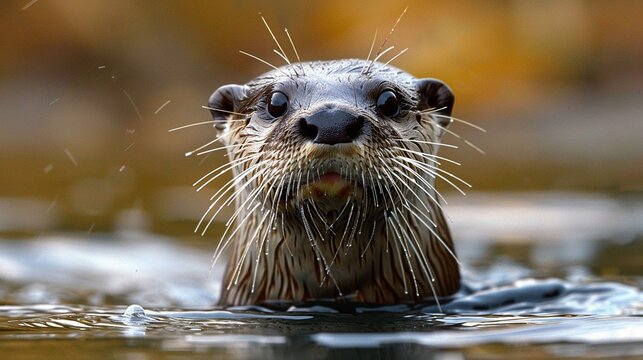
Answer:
415 79 454 128
208 84 248 131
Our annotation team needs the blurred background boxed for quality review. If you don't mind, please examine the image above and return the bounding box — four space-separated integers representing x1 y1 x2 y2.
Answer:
0 0 641 238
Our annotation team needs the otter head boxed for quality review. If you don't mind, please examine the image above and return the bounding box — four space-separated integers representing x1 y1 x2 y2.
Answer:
209 60 453 210
206 60 460 305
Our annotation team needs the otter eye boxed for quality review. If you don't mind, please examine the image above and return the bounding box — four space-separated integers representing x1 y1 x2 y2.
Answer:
377 90 400 117
268 91 288 118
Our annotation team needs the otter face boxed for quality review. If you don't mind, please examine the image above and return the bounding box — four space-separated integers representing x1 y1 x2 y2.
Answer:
208 59 454 213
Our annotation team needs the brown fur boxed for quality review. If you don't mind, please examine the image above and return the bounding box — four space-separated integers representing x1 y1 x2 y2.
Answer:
206 59 461 306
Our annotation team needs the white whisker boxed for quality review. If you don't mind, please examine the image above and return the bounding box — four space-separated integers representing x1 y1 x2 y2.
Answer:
363 6 408 74
154 100 171 114
378 48 408 70
169 121 217 133
419 106 448 114
432 113 487 132
435 124 486 155
394 146 461 166
261 16 290 65
284 28 305 76
365 29 378 64
239 50 291 78
201 105 247 117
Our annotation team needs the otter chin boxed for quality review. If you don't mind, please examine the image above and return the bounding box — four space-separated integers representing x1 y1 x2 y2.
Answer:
203 58 462 306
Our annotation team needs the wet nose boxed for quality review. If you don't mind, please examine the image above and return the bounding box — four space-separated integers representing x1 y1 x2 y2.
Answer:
298 109 364 145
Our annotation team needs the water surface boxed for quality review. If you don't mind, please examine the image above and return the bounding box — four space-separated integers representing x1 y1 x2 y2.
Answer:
0 192 641 359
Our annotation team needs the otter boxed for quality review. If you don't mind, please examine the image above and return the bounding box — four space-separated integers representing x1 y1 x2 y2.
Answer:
203 59 462 307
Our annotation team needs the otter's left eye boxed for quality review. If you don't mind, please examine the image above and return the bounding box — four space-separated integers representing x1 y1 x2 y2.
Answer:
268 91 288 118
377 90 400 117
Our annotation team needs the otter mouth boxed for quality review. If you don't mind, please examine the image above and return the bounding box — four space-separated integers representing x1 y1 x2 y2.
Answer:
307 171 353 198
275 158 375 208
293 161 365 204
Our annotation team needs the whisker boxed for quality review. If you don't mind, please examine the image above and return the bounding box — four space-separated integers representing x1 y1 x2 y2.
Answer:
203 176 264 238
435 124 486 155
168 120 217 133
371 46 395 64
364 6 408 74
201 105 247 117
377 47 408 70
395 159 449 208
393 146 461 165
325 201 354 278
432 113 487 133
365 29 378 63
154 99 171 114
210 202 261 271
391 159 448 206
396 156 469 195
394 139 458 149
361 219 378 258
261 16 290 65
272 49 291 65
225 185 267 230
251 211 272 293
305 201 327 243
239 50 292 78
185 126 244 157
394 209 443 311
299 204 342 295
388 166 439 219
196 161 265 233
404 202 460 266
419 106 448 114
229 209 271 289
284 28 305 76
193 153 262 189
418 161 472 188
393 147 464 181
389 211 423 298
387 216 409 295
195 141 262 157
198 152 212 166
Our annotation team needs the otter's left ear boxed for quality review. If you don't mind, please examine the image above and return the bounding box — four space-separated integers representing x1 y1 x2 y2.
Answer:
415 78 454 128
208 84 248 131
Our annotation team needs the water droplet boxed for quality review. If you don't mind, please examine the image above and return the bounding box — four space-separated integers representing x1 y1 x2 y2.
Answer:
123 304 146 318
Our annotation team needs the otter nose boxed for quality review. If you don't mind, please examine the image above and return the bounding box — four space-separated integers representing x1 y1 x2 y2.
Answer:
298 109 364 145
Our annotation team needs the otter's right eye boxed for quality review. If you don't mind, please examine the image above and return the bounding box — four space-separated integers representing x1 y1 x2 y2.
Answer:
268 91 288 118
377 90 400 117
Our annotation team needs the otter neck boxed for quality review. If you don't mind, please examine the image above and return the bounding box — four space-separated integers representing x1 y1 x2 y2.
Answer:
218 188 460 306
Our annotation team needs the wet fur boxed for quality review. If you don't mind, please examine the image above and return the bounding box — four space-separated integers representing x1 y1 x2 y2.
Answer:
206 59 462 306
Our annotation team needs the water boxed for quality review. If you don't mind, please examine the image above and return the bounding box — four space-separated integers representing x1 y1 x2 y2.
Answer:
0 192 641 359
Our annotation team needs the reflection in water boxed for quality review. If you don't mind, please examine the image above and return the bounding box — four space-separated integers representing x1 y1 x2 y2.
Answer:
1 302 642 359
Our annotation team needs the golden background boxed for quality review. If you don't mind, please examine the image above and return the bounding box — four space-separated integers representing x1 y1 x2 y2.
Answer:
0 0 641 235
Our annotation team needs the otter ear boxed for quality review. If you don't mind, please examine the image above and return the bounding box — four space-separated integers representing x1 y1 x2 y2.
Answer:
208 84 248 131
415 78 454 128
